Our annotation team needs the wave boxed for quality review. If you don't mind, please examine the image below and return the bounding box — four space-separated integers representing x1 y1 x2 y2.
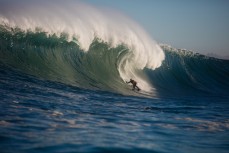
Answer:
0 0 164 94
0 1 228 97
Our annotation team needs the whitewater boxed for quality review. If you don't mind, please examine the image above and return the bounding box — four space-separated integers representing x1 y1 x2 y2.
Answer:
0 1 229 153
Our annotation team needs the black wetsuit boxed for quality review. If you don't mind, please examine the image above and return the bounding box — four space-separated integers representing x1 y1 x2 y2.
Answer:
127 80 140 91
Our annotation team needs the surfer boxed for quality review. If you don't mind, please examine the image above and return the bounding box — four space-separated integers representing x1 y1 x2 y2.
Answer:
126 79 140 91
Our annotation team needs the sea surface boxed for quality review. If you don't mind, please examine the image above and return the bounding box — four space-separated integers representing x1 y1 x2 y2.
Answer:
1 1 229 152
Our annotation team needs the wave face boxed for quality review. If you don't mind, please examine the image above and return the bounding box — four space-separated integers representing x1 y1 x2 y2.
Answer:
0 1 228 97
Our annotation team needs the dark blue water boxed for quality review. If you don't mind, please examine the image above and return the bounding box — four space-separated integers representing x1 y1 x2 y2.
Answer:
1 64 229 153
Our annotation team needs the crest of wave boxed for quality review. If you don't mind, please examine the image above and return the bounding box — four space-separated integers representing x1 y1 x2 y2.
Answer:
0 0 165 91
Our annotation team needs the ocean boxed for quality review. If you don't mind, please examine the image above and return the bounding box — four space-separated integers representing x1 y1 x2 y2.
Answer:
1 1 229 153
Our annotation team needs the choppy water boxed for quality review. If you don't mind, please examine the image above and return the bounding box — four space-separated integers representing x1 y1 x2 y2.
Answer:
1 61 229 153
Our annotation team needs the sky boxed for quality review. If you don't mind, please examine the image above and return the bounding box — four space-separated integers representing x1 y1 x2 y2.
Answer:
85 0 229 57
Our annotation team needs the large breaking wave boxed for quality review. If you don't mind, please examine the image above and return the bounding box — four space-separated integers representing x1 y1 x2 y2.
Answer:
0 1 228 97
0 0 164 93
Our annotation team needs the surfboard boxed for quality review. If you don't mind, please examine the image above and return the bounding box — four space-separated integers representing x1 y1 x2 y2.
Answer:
132 88 153 97
132 88 141 92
